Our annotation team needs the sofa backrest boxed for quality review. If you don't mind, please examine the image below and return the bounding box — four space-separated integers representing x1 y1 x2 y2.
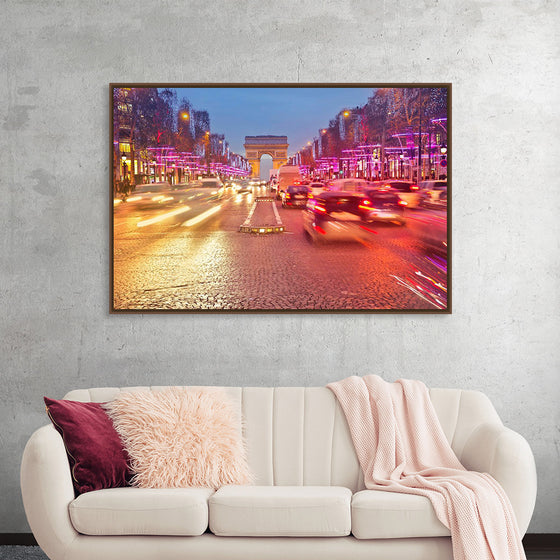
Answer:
63 386 502 493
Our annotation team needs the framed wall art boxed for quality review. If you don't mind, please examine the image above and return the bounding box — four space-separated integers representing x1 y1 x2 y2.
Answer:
111 83 450 313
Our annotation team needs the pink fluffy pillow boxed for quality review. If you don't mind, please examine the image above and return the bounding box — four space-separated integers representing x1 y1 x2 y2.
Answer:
103 387 251 489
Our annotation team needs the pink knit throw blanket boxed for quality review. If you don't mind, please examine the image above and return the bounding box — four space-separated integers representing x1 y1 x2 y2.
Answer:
327 375 525 560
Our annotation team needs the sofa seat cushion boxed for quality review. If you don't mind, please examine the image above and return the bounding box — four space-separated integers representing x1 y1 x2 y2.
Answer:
351 490 450 539
209 485 351 537
69 487 214 536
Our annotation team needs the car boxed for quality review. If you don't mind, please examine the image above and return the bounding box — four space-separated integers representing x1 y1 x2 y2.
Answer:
282 185 310 208
362 189 407 225
408 211 447 254
123 182 178 209
326 178 372 193
237 180 252 193
196 177 225 199
276 164 303 199
200 177 223 189
133 181 171 193
419 180 447 190
307 182 326 198
303 191 381 244
418 180 447 208
371 180 422 208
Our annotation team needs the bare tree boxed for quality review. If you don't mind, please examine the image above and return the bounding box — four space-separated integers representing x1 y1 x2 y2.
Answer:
364 88 391 178
176 97 194 152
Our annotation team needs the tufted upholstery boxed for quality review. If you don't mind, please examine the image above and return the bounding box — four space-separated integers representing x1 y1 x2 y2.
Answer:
63 386 501 494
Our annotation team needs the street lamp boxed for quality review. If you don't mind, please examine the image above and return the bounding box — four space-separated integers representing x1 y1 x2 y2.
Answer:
204 131 210 173
343 110 350 117
439 144 447 178
121 154 127 180
181 112 190 121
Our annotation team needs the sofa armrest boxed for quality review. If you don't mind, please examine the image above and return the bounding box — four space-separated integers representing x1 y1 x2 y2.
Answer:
21 424 78 559
460 422 537 535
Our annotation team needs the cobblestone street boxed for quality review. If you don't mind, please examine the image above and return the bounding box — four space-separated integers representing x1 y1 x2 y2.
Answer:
113 187 447 311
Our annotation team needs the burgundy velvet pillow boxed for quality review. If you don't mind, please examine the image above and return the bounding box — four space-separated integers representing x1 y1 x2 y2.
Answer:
44 397 131 495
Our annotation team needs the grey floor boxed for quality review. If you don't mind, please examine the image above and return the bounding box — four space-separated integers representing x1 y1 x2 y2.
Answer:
0 547 47 559
2 545 560 559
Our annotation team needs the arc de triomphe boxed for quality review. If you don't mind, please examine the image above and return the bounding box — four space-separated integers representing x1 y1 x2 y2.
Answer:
244 135 288 178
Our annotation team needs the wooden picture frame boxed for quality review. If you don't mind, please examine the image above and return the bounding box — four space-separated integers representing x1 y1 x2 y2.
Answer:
111 84 450 313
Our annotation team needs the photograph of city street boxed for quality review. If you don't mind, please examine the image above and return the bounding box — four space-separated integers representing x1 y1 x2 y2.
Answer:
112 84 449 312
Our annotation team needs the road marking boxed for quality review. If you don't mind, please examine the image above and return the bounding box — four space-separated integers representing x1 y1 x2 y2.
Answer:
271 200 283 226
137 205 191 228
182 205 222 227
242 200 258 226
239 198 285 234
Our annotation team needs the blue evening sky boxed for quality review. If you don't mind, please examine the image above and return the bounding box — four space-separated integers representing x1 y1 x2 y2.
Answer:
173 87 375 156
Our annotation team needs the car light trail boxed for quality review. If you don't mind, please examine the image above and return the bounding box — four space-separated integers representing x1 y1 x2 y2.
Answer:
426 254 447 274
414 269 446 292
182 205 222 227
136 205 191 228
359 225 378 234
391 275 445 309
126 196 142 202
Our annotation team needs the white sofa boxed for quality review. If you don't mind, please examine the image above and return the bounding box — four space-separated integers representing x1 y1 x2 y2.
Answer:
21 386 537 560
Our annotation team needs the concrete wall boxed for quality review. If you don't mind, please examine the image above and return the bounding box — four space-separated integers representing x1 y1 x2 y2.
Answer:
1 0 558 534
